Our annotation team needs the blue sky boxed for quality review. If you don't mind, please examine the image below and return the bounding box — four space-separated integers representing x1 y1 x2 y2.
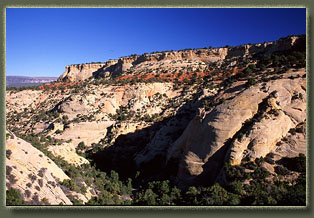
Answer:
6 8 306 77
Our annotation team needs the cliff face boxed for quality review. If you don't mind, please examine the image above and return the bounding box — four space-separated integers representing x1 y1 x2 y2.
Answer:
58 48 229 82
58 35 305 82
227 35 303 57
58 61 118 82
166 70 306 186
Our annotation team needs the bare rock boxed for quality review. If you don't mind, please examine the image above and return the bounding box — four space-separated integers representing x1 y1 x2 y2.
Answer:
6 132 72 205
54 121 114 147
228 77 306 165
48 142 89 166
58 63 115 82
56 35 304 83
167 85 268 185
167 70 306 186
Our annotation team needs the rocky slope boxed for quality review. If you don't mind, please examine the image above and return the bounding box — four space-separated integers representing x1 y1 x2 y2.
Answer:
166 69 306 187
6 34 306 205
6 130 72 205
6 130 96 205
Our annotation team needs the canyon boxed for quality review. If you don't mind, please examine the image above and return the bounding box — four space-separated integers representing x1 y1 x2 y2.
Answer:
6 34 306 205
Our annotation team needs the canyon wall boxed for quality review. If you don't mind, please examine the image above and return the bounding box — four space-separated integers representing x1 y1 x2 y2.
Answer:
58 35 305 82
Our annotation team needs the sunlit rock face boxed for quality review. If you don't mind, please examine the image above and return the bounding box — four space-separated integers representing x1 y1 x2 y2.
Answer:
58 35 305 83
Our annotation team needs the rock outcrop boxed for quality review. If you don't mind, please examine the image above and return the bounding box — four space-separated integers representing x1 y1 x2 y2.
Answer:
58 61 117 82
58 35 305 82
228 76 306 166
166 85 268 186
47 142 89 166
166 70 306 187
6 131 72 205
54 121 115 147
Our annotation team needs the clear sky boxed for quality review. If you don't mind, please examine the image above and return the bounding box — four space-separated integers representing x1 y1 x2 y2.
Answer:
6 8 306 77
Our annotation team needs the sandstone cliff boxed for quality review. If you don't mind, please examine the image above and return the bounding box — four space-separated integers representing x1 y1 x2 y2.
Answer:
58 35 305 82
166 69 306 187
58 61 117 82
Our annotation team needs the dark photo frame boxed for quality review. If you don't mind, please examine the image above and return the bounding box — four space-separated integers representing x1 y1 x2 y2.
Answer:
0 0 312 217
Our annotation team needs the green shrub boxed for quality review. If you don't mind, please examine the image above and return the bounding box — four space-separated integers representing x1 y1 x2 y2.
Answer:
246 78 257 87
198 184 230 205
6 188 28 205
275 165 289 175
281 154 306 173
6 150 12 159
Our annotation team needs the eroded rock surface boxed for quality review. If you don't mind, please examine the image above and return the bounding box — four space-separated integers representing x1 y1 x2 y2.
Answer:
166 70 306 186
6 131 72 205
58 35 305 83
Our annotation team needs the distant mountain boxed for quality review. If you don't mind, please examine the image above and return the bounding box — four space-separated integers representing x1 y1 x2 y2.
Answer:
6 76 57 87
